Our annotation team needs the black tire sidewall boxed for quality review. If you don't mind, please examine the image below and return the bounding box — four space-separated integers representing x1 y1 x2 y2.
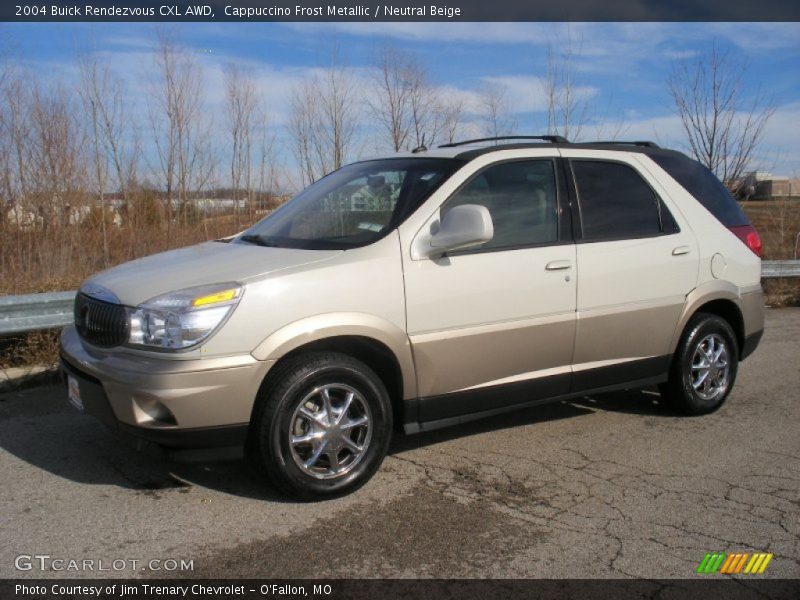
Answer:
263 358 392 497
676 315 739 414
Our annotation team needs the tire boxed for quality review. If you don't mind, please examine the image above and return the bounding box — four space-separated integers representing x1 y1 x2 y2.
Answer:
659 312 739 415
247 351 393 499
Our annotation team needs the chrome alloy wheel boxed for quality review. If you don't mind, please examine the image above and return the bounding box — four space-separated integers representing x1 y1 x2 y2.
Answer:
288 384 372 479
690 333 730 401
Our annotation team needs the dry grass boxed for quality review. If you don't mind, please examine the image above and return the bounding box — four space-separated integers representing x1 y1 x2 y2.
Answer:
741 199 800 260
0 210 262 371
0 330 60 369
741 199 800 307
0 213 262 295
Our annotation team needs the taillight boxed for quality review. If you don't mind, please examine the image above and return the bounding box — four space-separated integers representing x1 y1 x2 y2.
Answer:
729 225 762 257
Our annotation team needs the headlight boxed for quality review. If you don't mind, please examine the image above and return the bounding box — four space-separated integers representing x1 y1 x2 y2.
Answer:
128 283 243 350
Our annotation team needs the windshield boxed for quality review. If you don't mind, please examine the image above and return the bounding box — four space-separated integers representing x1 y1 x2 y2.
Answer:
236 158 463 250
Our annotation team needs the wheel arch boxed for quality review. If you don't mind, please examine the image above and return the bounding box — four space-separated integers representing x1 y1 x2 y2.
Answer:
251 313 416 424
672 284 746 358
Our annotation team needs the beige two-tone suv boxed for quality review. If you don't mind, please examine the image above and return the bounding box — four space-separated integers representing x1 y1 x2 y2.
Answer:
60 136 764 498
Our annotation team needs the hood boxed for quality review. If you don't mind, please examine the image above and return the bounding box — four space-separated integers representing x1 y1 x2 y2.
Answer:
84 241 341 306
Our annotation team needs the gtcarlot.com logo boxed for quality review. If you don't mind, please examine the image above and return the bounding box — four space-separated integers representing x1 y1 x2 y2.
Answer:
14 554 194 572
696 552 773 575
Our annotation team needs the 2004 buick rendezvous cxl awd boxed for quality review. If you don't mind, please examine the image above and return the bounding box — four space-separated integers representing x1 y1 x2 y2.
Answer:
61 136 764 498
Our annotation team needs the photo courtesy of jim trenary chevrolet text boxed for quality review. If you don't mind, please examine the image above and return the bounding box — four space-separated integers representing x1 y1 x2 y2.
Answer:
0 1 798 599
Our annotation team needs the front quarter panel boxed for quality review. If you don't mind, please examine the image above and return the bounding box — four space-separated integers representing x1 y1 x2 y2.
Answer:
212 232 413 390
250 311 417 399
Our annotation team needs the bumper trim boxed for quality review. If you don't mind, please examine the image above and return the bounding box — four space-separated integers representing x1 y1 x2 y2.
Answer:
60 356 249 449
741 329 763 361
118 422 249 449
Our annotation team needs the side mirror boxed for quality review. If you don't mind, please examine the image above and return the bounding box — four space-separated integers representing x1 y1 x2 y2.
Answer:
424 204 494 257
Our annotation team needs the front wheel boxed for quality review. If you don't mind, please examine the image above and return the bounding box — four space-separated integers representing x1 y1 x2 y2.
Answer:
659 313 739 415
248 352 393 499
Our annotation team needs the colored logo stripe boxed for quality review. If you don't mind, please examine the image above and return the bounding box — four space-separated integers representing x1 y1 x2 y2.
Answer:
720 553 749 574
744 553 773 574
697 553 726 573
697 552 773 575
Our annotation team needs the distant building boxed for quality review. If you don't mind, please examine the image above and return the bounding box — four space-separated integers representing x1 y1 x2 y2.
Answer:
5 205 42 230
740 172 800 200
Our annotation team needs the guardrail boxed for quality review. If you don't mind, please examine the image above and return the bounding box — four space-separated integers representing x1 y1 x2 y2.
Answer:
0 291 76 336
0 260 798 336
761 259 800 278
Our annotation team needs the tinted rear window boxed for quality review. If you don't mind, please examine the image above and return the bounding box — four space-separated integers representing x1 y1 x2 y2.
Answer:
572 160 662 241
650 154 749 227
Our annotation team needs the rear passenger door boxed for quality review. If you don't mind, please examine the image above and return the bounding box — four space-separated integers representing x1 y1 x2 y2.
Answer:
562 151 699 391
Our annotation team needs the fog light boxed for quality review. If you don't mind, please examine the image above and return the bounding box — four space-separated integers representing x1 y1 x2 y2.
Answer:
133 395 177 426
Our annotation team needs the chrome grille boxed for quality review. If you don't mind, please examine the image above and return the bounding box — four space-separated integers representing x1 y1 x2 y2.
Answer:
74 292 129 348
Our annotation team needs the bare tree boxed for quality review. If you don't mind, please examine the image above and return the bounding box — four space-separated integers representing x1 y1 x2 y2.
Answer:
78 55 140 201
369 45 418 151
3 77 89 281
434 96 464 145
254 109 278 214
543 31 590 141
288 79 320 186
288 45 359 185
369 44 458 150
1 69 34 221
79 53 140 263
0 57 14 232
225 64 259 228
317 46 359 173
407 67 439 148
27 83 87 230
150 33 213 226
668 44 774 193
478 82 516 139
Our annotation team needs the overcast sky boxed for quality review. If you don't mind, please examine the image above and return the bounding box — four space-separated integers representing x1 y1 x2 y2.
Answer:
3 21 799 180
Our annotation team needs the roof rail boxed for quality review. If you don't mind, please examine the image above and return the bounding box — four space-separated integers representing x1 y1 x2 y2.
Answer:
586 141 661 149
438 135 569 148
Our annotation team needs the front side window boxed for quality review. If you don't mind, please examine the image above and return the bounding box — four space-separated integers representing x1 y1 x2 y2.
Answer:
238 158 462 250
572 160 669 241
441 159 559 251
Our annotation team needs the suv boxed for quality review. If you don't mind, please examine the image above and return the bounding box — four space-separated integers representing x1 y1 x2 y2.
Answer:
60 136 764 498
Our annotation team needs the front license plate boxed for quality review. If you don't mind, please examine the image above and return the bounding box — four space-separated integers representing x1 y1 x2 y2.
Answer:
67 375 84 412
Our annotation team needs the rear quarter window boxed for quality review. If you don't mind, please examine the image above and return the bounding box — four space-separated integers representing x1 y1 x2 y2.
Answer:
650 154 749 227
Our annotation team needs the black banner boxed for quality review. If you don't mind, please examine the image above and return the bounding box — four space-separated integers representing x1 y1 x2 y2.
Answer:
3 579 800 600
2 0 800 23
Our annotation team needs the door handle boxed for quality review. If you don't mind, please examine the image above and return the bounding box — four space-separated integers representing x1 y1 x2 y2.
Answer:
545 260 572 271
672 246 691 256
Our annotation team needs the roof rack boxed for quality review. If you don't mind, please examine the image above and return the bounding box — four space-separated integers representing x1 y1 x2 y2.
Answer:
585 141 661 149
438 135 569 148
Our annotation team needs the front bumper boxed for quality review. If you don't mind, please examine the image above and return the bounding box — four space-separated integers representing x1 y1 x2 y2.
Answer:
59 325 273 448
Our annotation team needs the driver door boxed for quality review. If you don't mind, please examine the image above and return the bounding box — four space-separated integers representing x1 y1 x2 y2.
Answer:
401 154 577 425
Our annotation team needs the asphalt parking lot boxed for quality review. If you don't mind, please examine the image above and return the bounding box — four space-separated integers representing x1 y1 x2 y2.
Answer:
1 308 798 580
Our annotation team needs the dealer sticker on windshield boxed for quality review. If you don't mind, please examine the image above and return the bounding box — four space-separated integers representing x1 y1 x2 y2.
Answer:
67 375 83 412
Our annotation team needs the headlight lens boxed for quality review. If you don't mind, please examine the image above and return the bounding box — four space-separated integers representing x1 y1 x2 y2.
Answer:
128 283 243 350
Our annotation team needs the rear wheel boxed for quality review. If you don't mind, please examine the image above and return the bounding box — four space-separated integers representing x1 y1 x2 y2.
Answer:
659 313 739 415
248 352 393 499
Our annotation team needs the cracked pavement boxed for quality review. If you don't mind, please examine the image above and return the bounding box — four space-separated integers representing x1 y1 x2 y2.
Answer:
0 308 798 580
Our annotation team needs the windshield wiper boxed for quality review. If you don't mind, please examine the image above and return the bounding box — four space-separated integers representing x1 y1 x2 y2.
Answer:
238 234 281 248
